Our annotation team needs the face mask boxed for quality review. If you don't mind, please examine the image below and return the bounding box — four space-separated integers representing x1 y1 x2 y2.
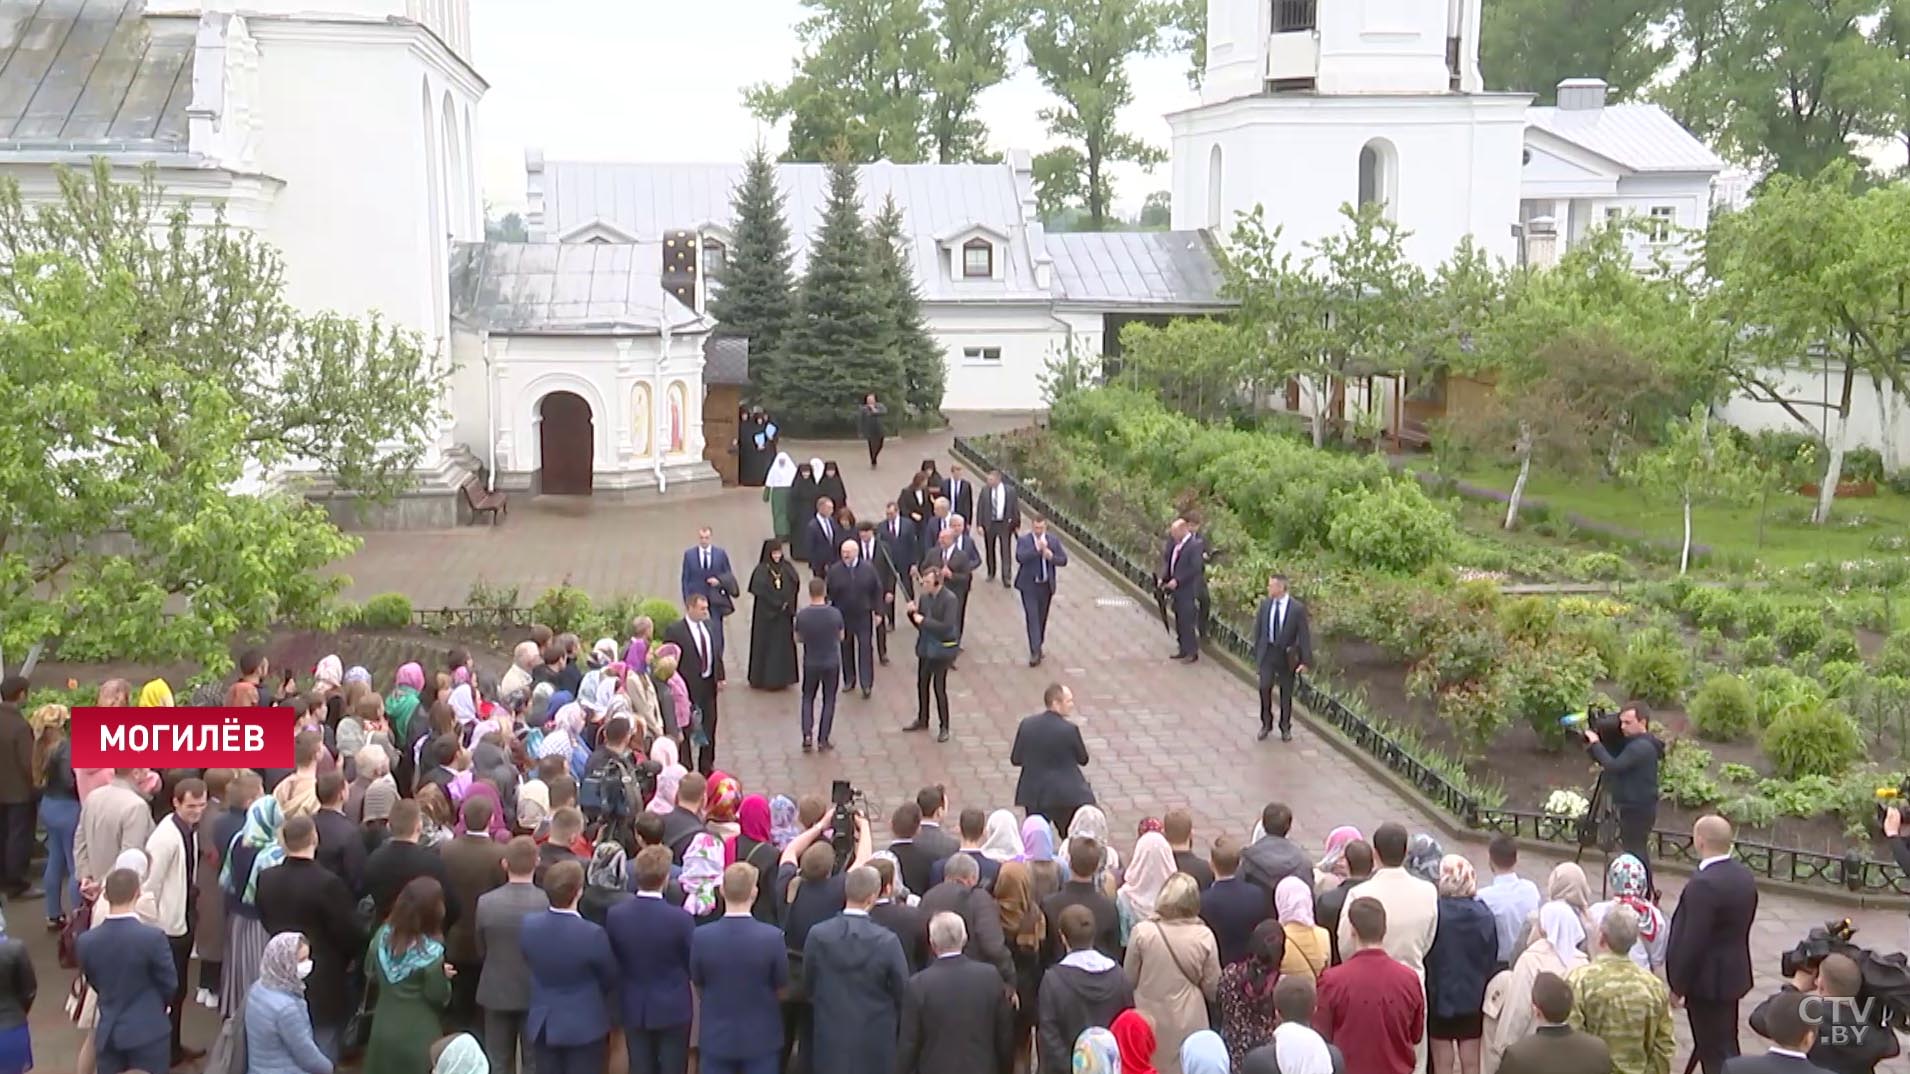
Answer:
296 959 314 979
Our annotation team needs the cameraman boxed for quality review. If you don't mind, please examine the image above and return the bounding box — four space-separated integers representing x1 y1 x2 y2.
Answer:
1582 700 1666 893
1749 953 1900 1073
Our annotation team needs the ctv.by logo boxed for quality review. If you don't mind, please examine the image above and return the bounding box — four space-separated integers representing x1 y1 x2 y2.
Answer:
1798 996 1887 1046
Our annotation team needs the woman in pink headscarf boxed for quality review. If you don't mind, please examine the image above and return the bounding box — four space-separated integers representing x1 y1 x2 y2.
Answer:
646 764 686 817
454 779 513 843
1312 825 1363 890
726 794 773 867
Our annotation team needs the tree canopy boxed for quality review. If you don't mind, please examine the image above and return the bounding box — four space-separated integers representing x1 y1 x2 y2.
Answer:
707 145 798 402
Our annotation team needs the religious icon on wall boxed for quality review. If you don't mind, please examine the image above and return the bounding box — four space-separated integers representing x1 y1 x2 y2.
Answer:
667 381 687 453
631 384 653 456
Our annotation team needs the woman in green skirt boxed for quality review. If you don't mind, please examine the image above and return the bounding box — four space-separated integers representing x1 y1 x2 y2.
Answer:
763 451 798 542
362 875 451 1074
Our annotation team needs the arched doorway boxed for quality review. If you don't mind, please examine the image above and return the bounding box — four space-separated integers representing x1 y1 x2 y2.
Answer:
538 391 594 495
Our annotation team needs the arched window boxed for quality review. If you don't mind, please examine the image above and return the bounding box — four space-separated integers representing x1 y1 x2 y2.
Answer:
1357 139 1397 218
1207 145 1224 229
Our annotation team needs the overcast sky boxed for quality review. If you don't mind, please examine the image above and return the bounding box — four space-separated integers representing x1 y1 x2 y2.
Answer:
467 0 1200 219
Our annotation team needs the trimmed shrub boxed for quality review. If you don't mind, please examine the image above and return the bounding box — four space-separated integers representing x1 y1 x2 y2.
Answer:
1762 701 1863 779
1817 631 1861 664
1737 635 1777 667
1661 741 1722 807
1617 629 1689 706
1572 552 1634 582
1720 793 1778 830
1455 578 1501 614
1498 597 1559 646
530 584 594 635
358 593 414 630
1687 589 1744 633
1775 609 1826 655
1740 595 1782 636
1503 645 1600 748
1816 660 1866 699
634 597 684 636
1688 674 1756 741
1325 481 1458 574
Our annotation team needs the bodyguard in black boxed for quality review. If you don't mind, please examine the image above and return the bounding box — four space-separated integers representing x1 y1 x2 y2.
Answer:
825 532 882 699
1251 573 1313 742
902 570 962 743
795 578 845 752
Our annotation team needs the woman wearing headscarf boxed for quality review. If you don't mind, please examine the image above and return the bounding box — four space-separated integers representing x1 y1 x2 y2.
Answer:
1117 832 1177 945
1216 919 1283 1065
649 735 680 770
1180 1030 1230 1074
747 539 801 690
680 832 724 921
817 459 849 514
515 780 551 839
1587 854 1669 973
764 452 799 542
387 663 427 742
788 461 819 562
705 772 742 841
1274 877 1329 982
244 931 331 1074
1126 874 1220 1074
454 779 512 844
1112 1009 1159 1074
650 646 691 748
535 703 591 781
1074 1026 1123 1074
363 877 452 1074
582 843 634 925
1513 861 1593 961
1066 806 1121 895
646 765 687 817
136 678 174 708
1312 826 1362 891
1021 815 1062 901
430 1032 487 1074
1427 854 1496 1074
769 794 800 849
220 795 285 1015
1406 832 1445 884
348 744 395 827
33 703 79 930
1482 901 1587 1073
727 794 773 864
981 808 1025 863
996 861 1046 1057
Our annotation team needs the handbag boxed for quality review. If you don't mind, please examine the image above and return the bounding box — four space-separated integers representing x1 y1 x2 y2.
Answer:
205 990 248 1074
344 965 378 1053
57 898 91 970
1148 921 1221 1028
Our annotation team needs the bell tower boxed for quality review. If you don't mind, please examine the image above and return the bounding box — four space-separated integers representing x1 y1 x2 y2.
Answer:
1202 0 1483 105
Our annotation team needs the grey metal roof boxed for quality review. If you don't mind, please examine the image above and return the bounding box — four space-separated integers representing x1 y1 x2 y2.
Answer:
0 0 194 151
1047 230 1229 310
535 160 1052 304
1525 103 1725 174
448 241 708 337
701 334 750 386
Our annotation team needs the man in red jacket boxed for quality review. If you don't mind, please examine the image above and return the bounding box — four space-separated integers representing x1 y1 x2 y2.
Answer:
1317 896 1425 1074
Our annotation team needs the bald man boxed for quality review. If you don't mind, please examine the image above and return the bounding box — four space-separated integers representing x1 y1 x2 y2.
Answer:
1664 815 1758 1074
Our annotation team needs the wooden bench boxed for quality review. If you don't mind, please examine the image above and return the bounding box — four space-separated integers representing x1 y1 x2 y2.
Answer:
461 479 508 525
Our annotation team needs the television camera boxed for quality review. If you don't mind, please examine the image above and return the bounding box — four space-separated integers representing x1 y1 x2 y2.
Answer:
1560 705 1625 855
829 779 868 874
1778 919 1910 1032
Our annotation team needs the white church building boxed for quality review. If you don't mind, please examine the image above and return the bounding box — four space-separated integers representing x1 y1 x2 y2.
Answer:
1 0 1758 523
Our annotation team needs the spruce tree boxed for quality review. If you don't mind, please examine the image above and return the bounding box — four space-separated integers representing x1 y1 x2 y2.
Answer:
773 160 904 430
869 195 947 420
707 144 796 402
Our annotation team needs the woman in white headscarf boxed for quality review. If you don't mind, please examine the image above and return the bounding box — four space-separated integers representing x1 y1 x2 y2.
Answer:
764 452 800 542
1483 901 1587 1073
1064 806 1122 894
979 809 1025 863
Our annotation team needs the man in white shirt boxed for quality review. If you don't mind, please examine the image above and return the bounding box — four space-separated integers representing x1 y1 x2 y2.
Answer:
1476 834 1541 970
1337 822 1438 978
146 777 207 1067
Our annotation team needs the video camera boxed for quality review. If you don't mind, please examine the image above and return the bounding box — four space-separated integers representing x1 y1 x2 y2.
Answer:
830 780 866 874
1560 703 1626 755
1779 919 1910 1032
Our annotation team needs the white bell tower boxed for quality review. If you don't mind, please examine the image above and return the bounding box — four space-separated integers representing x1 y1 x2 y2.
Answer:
1203 0 1484 104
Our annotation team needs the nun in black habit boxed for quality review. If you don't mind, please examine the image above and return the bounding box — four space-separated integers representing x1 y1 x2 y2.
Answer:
788 461 820 560
817 460 849 515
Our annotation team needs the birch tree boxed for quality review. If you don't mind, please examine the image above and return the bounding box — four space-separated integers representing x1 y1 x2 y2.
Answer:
1626 404 1764 573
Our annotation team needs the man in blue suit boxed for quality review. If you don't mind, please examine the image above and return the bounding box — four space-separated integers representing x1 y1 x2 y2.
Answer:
522 860 620 1074
680 526 739 635
691 862 788 1074
77 867 176 1074
607 845 695 1074
1013 517 1069 667
1161 517 1205 662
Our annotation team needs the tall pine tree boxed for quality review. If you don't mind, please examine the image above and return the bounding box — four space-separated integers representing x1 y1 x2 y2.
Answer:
707 144 797 402
868 195 946 419
772 160 903 429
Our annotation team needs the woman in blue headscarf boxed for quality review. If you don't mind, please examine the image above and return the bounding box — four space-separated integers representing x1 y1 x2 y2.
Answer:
219 794 285 1016
364 877 452 1074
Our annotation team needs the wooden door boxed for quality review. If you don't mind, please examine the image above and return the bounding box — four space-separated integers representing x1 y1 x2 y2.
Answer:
539 391 594 495
703 385 740 486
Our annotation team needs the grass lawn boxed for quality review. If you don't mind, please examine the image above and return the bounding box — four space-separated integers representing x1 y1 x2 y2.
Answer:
1416 460 1910 569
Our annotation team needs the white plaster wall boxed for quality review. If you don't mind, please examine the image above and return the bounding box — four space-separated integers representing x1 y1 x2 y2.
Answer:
1316 0 1463 95
925 303 1073 411
1721 364 1910 467
1171 94 1529 269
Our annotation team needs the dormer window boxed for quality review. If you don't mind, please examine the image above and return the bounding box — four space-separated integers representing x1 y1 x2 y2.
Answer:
702 238 728 278
962 239 993 279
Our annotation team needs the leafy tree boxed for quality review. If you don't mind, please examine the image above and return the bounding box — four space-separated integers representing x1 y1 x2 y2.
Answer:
925 0 1024 162
745 0 934 163
1480 0 1670 102
1116 317 1253 423
773 160 903 429
485 210 528 242
1217 208 1332 446
867 196 946 417
0 162 442 676
1024 0 1165 230
1137 191 1171 229
1706 163 1910 523
1626 404 1765 573
1165 0 1205 89
1033 147 1088 222
708 145 799 401
1661 0 1891 177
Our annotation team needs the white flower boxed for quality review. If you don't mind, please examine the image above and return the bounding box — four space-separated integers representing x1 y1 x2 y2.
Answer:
1544 790 1590 820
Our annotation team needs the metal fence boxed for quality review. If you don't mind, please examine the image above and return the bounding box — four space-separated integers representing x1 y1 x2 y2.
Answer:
951 436 1909 898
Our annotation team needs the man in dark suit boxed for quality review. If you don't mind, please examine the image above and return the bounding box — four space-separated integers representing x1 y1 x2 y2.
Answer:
804 865 911 1074
363 800 458 926
1162 517 1205 662
867 516 908 665
0 676 35 898
918 497 950 564
1010 684 1094 836
441 794 509 1031
887 803 938 898
311 771 367 894
607 846 696 1074
803 497 840 579
680 526 740 636
77 867 176 1074
476 837 549 1074
1199 837 1272 967
977 470 1020 588
1013 518 1069 666
258 814 365 1062
522 861 620 1074
692 863 789 1074
913 786 960 862
1668 815 1761 1074
941 463 976 526
928 808 1003 891
1040 837 1122 963
918 853 1015 986
869 858 930 970
901 568 961 742
664 594 727 774
826 534 883 699
1251 572 1314 742
1727 989 1837 1074
898 911 1015 1074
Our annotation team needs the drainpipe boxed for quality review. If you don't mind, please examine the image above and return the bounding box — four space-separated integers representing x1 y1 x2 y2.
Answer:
654 299 670 494
482 330 496 491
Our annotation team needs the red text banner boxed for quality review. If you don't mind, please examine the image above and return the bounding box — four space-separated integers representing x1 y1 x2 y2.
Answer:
70 707 296 768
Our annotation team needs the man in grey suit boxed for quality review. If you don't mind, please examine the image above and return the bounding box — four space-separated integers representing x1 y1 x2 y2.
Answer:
476 837 550 1074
